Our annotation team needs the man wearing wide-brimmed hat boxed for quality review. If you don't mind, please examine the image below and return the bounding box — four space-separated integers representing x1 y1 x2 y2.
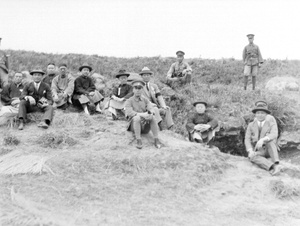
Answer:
104 69 133 120
18 69 54 130
51 63 75 110
242 34 263 90
186 101 218 144
166 50 192 88
72 63 104 115
139 67 174 130
0 38 9 92
245 102 281 176
125 79 161 149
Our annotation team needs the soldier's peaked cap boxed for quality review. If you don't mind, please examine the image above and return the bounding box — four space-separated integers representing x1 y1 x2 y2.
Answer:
176 50 185 56
247 34 255 38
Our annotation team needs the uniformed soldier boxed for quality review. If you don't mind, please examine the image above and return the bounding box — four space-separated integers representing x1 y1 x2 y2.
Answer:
242 34 263 90
166 51 192 88
0 38 9 92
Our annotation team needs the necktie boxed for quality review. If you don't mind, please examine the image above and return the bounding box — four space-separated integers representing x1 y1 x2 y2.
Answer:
146 83 149 91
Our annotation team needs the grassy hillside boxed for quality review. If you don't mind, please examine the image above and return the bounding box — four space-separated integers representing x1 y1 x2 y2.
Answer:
5 49 300 136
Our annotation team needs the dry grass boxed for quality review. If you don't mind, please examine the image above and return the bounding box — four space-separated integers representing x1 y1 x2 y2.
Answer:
3 132 20 146
51 111 94 128
270 179 300 199
0 151 52 175
37 131 77 148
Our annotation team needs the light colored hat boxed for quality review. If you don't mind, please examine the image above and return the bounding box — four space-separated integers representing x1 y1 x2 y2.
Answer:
252 102 271 114
132 79 146 87
139 67 153 75
30 69 45 75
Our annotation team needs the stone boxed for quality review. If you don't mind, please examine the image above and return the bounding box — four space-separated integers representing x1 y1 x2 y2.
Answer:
265 76 300 92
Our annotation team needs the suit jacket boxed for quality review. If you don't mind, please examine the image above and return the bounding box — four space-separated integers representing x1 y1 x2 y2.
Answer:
245 119 278 151
20 81 53 105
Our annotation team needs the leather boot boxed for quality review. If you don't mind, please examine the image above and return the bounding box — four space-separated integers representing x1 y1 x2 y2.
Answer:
18 120 24 130
136 139 143 149
244 76 248 90
252 76 256 90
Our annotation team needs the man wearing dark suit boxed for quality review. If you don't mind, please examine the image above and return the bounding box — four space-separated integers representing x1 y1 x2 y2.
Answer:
245 102 281 176
18 69 54 130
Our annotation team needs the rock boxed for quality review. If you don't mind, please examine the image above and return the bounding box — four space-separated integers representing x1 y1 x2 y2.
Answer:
279 131 300 150
211 116 247 156
265 76 300 92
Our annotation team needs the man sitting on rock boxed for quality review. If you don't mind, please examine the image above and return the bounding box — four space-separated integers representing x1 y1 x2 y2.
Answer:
125 79 161 149
105 69 133 120
18 69 54 130
139 67 174 130
166 51 192 88
245 102 281 176
72 63 104 115
51 63 75 110
186 101 218 144
42 63 57 86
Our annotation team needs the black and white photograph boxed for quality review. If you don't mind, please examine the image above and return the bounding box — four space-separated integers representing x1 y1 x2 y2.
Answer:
1 0 300 225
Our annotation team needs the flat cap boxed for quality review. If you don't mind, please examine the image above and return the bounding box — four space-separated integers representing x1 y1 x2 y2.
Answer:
176 50 185 56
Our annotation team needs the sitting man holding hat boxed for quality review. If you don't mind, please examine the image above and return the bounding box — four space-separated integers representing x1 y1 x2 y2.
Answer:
166 50 192 88
72 63 104 115
245 101 281 176
105 69 133 120
186 101 218 144
51 63 75 109
139 67 174 130
18 68 54 130
125 79 161 149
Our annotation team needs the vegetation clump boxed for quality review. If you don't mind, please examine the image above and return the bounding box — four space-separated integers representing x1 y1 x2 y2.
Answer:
270 179 300 199
37 131 77 148
3 133 20 146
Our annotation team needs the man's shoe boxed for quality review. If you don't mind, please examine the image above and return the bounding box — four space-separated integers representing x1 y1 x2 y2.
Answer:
136 139 143 149
38 121 49 129
18 121 24 130
271 164 282 176
154 138 161 149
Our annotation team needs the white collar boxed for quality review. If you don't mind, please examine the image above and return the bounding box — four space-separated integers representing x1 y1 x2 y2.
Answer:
257 120 265 127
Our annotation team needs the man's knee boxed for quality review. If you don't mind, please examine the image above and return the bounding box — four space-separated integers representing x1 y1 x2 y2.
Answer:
132 115 141 123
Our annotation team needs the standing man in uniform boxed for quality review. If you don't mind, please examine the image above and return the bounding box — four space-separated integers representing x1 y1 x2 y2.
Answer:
166 51 192 88
0 38 9 92
242 34 263 90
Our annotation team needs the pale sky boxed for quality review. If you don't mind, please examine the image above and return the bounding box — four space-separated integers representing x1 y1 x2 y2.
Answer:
1 0 299 59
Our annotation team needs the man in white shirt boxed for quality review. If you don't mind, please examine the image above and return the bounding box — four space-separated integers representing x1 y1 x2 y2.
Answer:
245 102 281 175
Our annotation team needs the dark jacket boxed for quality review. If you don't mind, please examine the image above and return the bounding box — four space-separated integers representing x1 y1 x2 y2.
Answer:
42 74 57 87
186 111 218 133
1 82 24 105
112 84 133 99
73 75 96 95
20 81 53 105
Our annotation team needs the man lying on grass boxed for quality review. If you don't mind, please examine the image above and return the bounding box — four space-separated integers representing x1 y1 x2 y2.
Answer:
186 101 218 145
125 79 161 149
245 102 281 176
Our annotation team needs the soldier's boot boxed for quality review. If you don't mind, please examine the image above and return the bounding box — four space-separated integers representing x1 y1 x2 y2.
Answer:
244 76 248 90
252 76 256 90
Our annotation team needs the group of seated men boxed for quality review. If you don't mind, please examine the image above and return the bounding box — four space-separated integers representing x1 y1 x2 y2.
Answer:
0 50 282 175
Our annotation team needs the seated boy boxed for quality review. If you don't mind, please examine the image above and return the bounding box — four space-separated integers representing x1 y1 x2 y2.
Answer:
105 70 133 120
186 101 218 144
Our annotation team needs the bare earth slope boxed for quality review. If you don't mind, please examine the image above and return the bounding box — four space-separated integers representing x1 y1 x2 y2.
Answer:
0 111 300 226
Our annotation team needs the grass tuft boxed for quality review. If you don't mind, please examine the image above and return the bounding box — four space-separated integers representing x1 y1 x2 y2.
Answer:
270 179 300 199
3 133 20 146
37 131 77 148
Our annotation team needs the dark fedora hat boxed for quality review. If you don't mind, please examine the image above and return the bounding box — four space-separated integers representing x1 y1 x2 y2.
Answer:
252 103 271 114
193 101 207 107
79 63 92 72
139 67 153 75
176 50 185 56
30 69 45 75
115 69 130 78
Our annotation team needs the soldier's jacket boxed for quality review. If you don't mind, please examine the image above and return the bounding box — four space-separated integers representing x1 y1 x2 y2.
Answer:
242 44 263 66
0 50 9 73
167 61 192 78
